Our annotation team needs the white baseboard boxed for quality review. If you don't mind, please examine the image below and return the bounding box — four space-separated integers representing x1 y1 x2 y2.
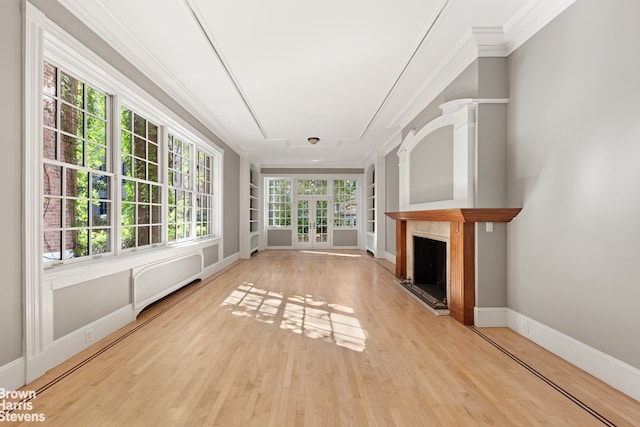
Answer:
506 309 640 403
385 252 396 264
474 307 508 327
202 252 239 278
26 305 133 383
0 358 26 391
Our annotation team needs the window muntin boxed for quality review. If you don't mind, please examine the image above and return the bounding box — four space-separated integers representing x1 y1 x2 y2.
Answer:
333 179 358 228
42 62 113 263
120 107 162 249
267 179 292 228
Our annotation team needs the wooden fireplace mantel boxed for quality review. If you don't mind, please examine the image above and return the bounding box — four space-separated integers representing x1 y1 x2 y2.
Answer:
386 208 521 325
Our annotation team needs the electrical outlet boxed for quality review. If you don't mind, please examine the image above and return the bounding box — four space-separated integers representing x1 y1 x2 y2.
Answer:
85 328 94 344
521 320 529 335
485 222 493 232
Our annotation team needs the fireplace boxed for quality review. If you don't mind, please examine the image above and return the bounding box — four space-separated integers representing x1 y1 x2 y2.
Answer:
413 236 447 307
386 209 521 324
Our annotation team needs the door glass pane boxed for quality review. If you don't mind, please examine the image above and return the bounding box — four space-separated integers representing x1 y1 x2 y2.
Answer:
297 200 309 243
315 200 328 243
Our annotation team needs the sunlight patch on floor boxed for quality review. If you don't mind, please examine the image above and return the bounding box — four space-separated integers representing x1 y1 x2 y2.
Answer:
221 282 366 352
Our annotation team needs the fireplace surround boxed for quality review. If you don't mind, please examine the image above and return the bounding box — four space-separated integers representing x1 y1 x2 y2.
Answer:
387 208 520 325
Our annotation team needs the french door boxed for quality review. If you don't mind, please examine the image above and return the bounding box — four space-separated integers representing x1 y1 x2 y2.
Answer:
296 198 331 248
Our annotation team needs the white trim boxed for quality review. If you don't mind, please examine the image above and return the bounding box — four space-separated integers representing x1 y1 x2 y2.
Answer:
26 305 133 384
474 307 508 327
0 358 26 391
506 309 640 403
202 252 239 278
503 0 576 55
385 252 396 264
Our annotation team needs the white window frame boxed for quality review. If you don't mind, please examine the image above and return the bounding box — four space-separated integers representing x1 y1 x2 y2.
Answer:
24 4 224 366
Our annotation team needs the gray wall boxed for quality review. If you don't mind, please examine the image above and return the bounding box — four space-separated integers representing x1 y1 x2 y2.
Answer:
409 125 454 204
0 0 23 366
403 60 478 138
54 271 131 339
223 149 240 257
28 0 241 259
384 146 400 255
507 0 640 368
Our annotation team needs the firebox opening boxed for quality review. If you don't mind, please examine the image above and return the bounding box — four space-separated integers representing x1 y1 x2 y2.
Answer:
412 236 447 308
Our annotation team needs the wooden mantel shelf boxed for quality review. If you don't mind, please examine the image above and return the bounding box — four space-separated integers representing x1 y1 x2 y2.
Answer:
386 208 521 223
385 208 521 325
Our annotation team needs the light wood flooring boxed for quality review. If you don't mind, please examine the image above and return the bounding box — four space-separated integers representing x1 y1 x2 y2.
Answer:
7 250 640 426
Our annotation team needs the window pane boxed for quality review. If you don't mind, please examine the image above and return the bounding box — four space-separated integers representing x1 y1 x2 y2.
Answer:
43 198 62 228
60 72 83 107
43 164 62 196
67 169 89 198
121 107 131 131
60 134 83 166
43 129 57 161
43 62 57 96
67 229 89 259
86 86 106 119
151 226 162 244
87 143 106 171
121 227 135 249
43 231 62 262
148 123 158 143
138 226 150 246
43 95 57 128
92 229 109 255
87 115 106 145
133 114 146 137
121 131 132 155
60 103 83 137
91 201 110 226
66 199 88 228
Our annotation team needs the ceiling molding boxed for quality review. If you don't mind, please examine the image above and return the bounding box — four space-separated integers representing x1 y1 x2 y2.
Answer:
503 0 577 55
183 0 269 140
388 0 576 132
57 0 244 154
471 27 507 57
358 0 453 141
387 27 483 131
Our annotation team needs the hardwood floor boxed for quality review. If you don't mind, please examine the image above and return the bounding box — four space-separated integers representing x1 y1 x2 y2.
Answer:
7 250 640 426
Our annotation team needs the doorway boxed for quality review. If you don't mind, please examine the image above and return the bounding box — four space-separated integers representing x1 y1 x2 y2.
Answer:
295 197 331 248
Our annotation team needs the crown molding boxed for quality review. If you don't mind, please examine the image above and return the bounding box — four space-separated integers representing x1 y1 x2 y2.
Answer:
388 27 504 130
503 0 576 55
389 0 576 132
57 0 243 154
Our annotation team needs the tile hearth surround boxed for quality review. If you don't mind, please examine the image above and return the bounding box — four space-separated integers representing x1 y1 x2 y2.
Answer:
406 220 450 303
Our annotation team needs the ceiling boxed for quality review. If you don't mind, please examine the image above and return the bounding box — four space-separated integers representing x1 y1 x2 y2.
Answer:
57 0 558 167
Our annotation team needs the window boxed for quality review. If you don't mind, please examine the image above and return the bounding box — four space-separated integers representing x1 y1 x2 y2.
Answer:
333 179 358 228
195 149 214 238
39 61 220 265
297 179 328 196
167 135 193 241
120 107 162 249
42 62 113 262
267 179 292 227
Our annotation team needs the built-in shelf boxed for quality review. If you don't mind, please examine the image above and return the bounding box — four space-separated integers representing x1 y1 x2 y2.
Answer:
248 168 260 249
365 166 376 252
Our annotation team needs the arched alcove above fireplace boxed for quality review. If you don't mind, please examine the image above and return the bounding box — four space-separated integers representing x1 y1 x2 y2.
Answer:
397 98 510 212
